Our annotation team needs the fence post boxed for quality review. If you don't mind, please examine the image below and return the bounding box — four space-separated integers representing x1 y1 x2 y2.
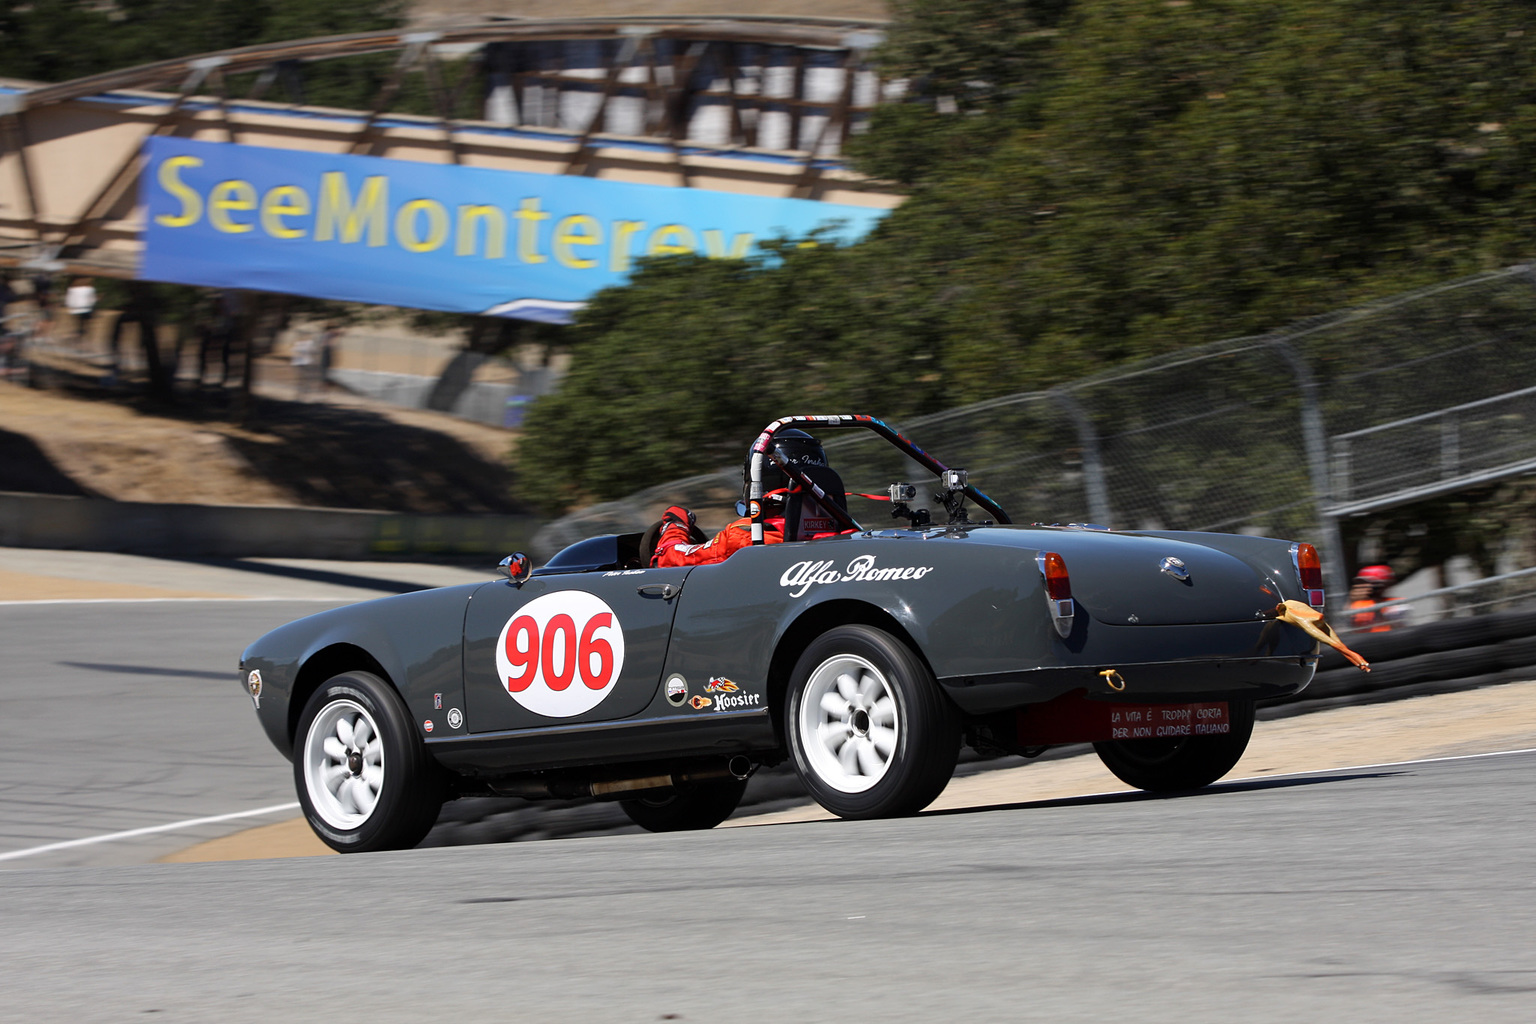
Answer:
1440 413 1459 479
1050 387 1112 527
1270 338 1347 596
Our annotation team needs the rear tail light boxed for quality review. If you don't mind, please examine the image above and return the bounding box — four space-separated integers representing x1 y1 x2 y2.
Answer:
1291 543 1325 608
1037 551 1074 638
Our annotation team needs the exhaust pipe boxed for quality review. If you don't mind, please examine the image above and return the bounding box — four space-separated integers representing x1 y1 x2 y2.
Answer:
590 774 675 797
489 760 755 801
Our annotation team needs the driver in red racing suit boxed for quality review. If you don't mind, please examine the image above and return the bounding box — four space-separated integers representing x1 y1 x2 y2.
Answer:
652 428 829 567
651 498 787 567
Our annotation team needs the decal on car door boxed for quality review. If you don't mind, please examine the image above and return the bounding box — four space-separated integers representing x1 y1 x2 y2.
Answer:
494 591 626 718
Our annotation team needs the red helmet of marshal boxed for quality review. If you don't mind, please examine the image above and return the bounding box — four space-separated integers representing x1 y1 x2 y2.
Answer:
1355 564 1395 585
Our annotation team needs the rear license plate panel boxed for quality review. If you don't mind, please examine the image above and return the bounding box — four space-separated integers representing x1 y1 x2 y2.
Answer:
1016 697 1230 745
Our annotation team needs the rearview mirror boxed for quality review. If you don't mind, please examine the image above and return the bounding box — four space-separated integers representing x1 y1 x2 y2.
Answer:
499 552 532 586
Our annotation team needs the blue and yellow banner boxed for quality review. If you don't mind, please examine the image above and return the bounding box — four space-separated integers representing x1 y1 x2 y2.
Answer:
138 137 889 322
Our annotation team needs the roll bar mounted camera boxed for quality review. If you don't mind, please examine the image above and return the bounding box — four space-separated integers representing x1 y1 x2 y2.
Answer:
937 469 971 524
887 482 930 527
887 469 972 527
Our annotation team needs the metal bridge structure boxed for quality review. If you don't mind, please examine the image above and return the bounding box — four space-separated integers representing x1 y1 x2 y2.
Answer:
0 16 897 280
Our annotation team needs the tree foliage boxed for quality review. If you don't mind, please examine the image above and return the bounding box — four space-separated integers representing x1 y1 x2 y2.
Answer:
845 0 1072 187
0 1 403 86
518 240 953 512
521 0 1536 513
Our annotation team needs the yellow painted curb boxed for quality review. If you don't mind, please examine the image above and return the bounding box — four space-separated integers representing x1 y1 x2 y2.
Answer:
160 816 335 863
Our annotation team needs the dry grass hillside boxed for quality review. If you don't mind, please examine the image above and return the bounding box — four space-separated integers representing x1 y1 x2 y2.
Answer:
0 381 523 515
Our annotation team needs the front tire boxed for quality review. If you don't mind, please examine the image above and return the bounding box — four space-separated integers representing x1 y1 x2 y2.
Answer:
295 671 444 853
786 625 960 819
1093 699 1256 792
619 776 747 832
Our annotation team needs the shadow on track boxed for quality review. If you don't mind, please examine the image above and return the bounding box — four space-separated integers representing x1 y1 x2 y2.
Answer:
58 661 235 681
172 558 461 594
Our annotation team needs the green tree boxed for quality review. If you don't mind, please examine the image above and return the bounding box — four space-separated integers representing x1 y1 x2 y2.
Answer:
845 0 1073 187
517 239 954 513
0 1 404 84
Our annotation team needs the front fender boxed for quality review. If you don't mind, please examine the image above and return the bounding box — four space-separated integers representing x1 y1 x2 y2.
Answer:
240 583 481 758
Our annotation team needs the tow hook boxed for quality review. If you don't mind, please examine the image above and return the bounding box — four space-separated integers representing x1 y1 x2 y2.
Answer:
1098 668 1127 692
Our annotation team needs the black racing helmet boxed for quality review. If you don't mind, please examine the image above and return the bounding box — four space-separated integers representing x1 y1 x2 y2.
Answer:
741 428 828 502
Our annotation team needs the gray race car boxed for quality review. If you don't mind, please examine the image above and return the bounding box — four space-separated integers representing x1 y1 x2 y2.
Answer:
240 414 1339 853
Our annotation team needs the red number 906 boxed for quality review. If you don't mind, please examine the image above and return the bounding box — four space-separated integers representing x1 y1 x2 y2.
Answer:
494 592 627 718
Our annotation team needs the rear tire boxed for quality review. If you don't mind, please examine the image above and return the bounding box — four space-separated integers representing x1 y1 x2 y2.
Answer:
786 625 960 819
294 671 444 853
620 777 747 832
1092 699 1256 792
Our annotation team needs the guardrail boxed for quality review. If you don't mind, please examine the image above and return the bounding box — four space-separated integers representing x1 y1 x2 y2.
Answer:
1328 384 1536 516
0 492 539 560
1335 566 1536 635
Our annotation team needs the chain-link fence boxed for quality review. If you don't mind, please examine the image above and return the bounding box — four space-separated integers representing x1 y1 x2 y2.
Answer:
536 264 1536 606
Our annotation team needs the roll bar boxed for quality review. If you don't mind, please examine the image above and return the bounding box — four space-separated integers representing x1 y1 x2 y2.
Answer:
747 414 1012 544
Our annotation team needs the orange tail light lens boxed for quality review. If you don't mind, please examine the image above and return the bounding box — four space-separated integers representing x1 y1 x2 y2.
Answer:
1037 551 1075 638
1291 542 1325 607
1039 551 1072 600
1293 543 1322 590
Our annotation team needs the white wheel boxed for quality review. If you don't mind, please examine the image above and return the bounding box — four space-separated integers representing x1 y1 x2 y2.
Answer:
302 698 385 830
293 671 443 853
786 625 959 819
797 654 899 794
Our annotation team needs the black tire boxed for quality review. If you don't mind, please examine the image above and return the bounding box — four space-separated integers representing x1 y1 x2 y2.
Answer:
1092 699 1256 792
786 625 960 819
294 671 445 853
620 776 748 832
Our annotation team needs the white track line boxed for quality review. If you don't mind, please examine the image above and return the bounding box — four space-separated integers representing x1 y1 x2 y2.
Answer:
1225 744 1536 781
0 802 301 864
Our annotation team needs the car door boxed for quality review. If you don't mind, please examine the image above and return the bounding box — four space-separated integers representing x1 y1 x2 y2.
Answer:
462 567 692 732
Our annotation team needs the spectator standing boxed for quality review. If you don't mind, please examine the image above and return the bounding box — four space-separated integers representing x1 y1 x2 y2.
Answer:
65 277 97 343
290 331 317 394
1348 564 1409 632
318 321 341 391
30 273 54 337
0 277 15 377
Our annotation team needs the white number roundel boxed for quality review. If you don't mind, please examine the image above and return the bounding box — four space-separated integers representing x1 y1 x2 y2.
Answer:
494 591 627 718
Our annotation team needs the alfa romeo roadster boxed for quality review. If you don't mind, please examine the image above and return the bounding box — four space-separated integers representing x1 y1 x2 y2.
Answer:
240 414 1354 853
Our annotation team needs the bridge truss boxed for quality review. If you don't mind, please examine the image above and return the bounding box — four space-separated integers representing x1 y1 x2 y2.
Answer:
0 16 897 278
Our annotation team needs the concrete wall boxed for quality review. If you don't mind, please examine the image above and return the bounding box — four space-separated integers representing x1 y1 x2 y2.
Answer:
0 492 541 560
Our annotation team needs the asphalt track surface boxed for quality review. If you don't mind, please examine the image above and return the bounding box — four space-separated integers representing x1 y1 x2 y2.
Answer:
0 751 1530 1021
4 600 1535 1021
0 599 345 866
